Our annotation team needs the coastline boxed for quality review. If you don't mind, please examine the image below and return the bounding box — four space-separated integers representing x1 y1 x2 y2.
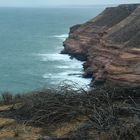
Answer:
0 4 140 140
0 7 101 93
62 4 140 90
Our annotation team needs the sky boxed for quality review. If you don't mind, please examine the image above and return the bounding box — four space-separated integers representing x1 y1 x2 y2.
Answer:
0 0 139 7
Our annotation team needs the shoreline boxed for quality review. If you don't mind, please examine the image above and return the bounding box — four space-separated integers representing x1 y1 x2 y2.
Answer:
62 4 140 90
0 4 140 139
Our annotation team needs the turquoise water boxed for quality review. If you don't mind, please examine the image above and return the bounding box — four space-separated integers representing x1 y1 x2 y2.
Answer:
0 7 106 93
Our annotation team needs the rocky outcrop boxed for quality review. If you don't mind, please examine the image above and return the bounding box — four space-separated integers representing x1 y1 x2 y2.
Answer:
62 4 140 88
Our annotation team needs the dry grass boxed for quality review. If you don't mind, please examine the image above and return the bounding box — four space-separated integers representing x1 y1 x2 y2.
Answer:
0 115 42 140
0 104 43 140
52 116 87 138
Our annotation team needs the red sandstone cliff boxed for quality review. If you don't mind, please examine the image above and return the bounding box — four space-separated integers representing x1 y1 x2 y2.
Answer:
62 4 140 88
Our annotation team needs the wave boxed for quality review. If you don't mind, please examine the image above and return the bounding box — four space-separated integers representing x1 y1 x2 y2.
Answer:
53 34 68 38
35 53 71 62
34 53 83 70
42 73 53 79
42 71 90 88
53 34 68 41
42 71 83 80
56 66 70 69
56 62 82 69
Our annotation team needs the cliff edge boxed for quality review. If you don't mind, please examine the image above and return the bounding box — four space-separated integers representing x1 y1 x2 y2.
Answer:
62 4 140 89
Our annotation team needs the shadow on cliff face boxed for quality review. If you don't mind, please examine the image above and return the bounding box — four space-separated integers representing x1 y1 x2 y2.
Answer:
0 83 140 140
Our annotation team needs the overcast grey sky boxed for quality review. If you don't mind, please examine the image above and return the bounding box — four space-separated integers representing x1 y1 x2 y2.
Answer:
0 0 139 7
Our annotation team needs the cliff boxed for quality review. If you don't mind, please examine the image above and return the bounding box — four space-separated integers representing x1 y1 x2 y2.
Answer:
62 4 140 89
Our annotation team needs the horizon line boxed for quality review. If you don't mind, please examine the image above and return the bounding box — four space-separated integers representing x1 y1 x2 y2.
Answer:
0 3 139 9
0 2 140 8
0 4 119 8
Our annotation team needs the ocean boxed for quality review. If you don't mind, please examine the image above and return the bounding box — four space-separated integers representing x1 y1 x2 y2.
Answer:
0 6 106 93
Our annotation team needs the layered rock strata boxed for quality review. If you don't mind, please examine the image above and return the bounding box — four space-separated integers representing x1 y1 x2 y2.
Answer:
62 4 140 88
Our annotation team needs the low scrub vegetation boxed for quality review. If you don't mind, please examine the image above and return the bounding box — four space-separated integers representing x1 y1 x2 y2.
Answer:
0 92 13 105
0 84 140 140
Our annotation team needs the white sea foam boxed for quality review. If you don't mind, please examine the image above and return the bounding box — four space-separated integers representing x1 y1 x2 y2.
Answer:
53 34 68 38
43 73 53 79
53 34 68 41
56 66 70 69
42 71 91 88
69 61 83 69
36 53 71 62
56 62 82 69
34 42 90 88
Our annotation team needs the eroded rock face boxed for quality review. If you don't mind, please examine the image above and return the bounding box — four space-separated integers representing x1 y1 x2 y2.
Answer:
62 4 140 88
